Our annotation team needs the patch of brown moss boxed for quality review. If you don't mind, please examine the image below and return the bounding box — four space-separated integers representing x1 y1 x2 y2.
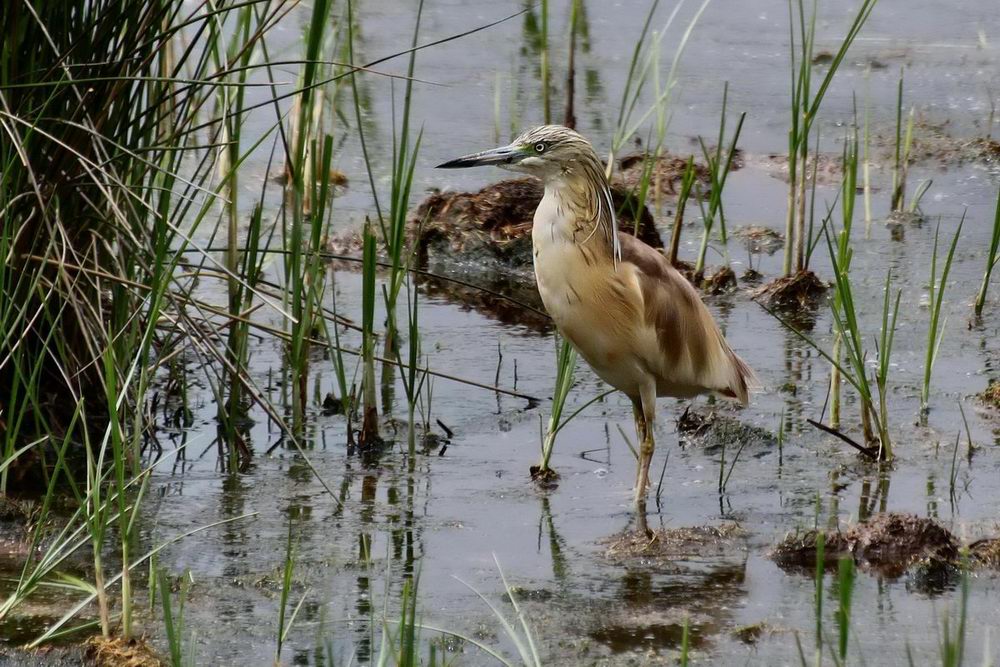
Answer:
732 622 786 645
85 636 161 667
755 152 844 185
970 538 1000 566
529 465 560 490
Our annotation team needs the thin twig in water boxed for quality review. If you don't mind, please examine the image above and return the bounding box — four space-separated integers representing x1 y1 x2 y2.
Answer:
806 419 879 460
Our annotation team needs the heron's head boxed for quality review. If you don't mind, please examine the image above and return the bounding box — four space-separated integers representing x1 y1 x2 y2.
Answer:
437 125 599 180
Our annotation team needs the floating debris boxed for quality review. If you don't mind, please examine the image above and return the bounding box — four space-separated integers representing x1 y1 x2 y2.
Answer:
754 152 844 185
85 635 163 667
700 266 738 295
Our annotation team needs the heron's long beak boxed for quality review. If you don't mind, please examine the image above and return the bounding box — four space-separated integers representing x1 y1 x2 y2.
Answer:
436 143 525 169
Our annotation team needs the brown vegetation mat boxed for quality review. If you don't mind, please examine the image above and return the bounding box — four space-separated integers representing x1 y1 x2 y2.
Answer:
700 266 738 295
754 152 844 185
772 513 1000 578
85 636 161 667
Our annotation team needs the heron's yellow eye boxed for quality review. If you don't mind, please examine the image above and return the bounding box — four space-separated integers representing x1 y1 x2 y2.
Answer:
534 142 548 154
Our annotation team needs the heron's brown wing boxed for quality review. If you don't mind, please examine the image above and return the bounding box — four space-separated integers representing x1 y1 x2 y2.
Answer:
617 234 756 405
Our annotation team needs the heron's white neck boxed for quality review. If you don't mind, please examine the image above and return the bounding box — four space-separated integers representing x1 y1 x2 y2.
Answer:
535 168 616 256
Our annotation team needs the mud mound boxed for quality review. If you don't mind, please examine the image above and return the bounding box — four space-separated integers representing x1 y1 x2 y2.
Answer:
85 636 161 667
411 177 658 270
880 119 1000 168
772 513 965 578
616 151 712 199
753 152 843 185
753 270 828 314
980 380 1000 409
603 523 746 564
700 266 738 295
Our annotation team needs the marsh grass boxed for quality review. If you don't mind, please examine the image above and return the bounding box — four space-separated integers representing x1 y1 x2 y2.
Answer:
835 556 855 663
781 0 878 276
891 71 916 213
922 217 963 413
605 0 710 178
974 188 1000 317
158 568 193 667
695 82 745 275
829 129 859 430
536 338 577 479
668 157 699 266
276 521 308 665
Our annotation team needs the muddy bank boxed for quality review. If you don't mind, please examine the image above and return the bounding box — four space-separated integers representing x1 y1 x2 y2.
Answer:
772 513 1000 580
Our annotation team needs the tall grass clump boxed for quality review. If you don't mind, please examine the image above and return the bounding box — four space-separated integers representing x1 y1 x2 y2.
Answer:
780 0 878 277
0 0 335 645
974 187 1000 317
284 0 336 429
769 229 901 459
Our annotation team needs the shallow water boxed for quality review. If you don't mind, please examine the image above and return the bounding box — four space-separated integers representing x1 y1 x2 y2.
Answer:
21 0 1000 664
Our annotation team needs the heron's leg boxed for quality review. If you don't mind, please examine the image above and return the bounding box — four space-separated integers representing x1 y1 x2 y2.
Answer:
633 384 657 504
631 399 647 450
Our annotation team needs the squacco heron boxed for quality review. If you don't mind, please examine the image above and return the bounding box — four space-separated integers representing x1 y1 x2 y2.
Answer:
438 125 755 523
